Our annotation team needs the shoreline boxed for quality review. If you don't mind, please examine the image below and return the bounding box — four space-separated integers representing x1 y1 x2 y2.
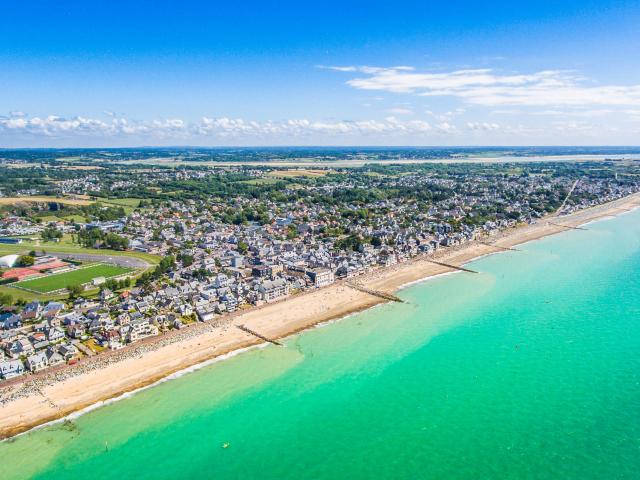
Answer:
1 193 639 439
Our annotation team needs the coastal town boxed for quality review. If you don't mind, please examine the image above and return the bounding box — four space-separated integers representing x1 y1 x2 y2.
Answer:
1 158 640 382
3 1 640 476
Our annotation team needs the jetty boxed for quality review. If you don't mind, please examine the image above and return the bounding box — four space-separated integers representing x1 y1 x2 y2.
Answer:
478 242 519 252
345 282 404 302
237 325 283 346
548 222 587 231
424 259 478 274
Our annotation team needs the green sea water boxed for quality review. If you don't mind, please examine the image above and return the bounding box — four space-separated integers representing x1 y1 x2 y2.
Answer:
2 210 640 479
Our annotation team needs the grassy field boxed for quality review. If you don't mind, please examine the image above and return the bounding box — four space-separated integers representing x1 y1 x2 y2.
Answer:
266 169 331 178
98 197 142 214
100 197 142 207
14 263 132 293
0 196 93 206
2 195 143 219
35 198 143 223
0 285 66 303
38 214 88 223
62 214 88 223
0 234 161 265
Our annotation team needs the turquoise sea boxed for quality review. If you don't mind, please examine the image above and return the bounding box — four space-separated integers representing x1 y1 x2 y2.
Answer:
1 210 640 479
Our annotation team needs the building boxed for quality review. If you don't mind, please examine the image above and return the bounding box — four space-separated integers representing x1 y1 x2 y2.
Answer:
127 319 159 342
0 238 23 245
258 278 290 303
196 306 216 322
21 301 42 320
0 359 25 379
306 268 335 288
45 348 65 366
252 265 271 278
25 352 48 372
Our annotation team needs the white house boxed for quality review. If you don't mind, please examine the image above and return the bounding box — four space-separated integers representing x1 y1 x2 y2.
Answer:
306 268 335 288
258 278 290 303
25 352 49 372
0 359 25 379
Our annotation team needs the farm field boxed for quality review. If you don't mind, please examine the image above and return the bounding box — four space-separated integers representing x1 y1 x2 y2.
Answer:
0 196 93 206
266 169 331 178
13 263 132 293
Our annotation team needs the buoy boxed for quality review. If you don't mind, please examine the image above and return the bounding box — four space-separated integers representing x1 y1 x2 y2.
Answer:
222 443 230 449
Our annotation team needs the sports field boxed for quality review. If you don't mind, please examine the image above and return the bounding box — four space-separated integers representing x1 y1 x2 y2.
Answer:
14 263 132 293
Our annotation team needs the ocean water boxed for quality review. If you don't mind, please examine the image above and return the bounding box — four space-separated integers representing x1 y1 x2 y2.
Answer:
1 210 640 479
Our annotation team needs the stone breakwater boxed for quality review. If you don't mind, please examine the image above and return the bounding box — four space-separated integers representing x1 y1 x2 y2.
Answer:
0 320 228 407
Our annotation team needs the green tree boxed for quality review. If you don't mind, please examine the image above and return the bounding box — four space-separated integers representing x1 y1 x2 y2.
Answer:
67 284 83 298
41 226 63 242
177 253 194 267
17 255 35 267
237 241 248 255
0 293 13 306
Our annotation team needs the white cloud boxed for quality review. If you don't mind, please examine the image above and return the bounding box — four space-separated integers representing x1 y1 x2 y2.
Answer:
387 107 413 115
0 115 193 139
1 111 636 146
0 113 443 140
435 122 456 133
327 66 640 107
426 108 467 122
316 65 358 72
467 122 500 131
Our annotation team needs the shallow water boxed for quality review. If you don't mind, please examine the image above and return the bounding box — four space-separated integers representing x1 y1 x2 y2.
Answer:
1 209 639 479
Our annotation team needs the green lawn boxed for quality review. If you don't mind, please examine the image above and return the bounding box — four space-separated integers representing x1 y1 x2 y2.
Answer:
36 214 88 224
38 215 66 223
63 214 88 223
14 264 132 293
0 285 65 303
0 234 161 265
101 197 142 208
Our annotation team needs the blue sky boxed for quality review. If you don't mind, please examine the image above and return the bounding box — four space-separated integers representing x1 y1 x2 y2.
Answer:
1 0 639 147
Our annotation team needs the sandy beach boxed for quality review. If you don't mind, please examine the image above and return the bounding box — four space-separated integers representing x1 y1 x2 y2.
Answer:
1 193 639 439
